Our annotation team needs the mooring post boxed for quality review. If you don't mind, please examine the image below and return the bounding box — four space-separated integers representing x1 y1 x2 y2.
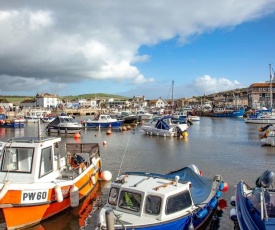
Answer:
105 208 114 230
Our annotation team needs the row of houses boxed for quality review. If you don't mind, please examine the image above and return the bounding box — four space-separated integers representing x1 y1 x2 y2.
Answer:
1 82 274 111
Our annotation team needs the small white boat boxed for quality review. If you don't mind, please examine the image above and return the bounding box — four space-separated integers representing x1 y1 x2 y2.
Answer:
46 115 82 134
136 110 153 121
25 109 51 123
244 109 275 124
141 115 189 137
0 124 112 229
97 164 228 230
188 115 200 121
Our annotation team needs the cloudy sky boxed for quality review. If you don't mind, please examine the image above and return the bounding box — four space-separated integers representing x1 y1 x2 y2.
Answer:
1 0 275 99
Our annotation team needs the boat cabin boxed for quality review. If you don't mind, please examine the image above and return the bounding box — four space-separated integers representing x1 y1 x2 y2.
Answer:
0 137 65 183
104 174 193 221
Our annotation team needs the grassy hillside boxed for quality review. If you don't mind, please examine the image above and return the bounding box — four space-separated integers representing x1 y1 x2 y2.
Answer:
0 93 129 104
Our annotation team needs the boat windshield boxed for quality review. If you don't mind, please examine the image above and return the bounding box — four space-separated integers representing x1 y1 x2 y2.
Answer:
118 190 142 212
250 188 275 218
1 147 34 173
60 117 76 123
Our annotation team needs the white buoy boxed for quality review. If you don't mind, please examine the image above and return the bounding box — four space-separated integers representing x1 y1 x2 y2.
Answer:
229 208 237 221
54 185 63 203
100 170 112 181
0 180 10 200
70 184 79 207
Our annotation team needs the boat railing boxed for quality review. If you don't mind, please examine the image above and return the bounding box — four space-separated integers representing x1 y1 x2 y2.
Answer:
260 188 275 220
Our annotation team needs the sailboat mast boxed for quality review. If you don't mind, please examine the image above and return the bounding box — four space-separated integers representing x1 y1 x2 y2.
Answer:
172 80 174 112
270 64 273 109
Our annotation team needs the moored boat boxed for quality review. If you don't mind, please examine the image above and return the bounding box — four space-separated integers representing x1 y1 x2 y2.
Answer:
46 115 82 134
0 127 112 229
141 115 189 137
82 114 123 129
212 107 245 118
96 164 228 230
230 170 275 230
244 108 275 124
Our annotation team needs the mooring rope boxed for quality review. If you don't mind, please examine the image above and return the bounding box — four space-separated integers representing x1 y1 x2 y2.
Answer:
117 133 131 178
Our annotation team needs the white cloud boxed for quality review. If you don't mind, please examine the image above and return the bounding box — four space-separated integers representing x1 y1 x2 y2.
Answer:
0 1 274 95
191 75 242 95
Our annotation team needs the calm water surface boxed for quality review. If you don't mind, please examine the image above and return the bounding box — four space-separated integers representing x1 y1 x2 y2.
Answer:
0 116 274 230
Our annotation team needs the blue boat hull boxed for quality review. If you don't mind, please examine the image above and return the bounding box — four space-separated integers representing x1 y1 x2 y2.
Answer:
83 121 123 128
0 122 24 128
212 109 245 117
235 181 275 230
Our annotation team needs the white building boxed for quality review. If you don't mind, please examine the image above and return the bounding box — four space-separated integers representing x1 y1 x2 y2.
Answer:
35 93 60 108
20 93 61 108
155 97 166 108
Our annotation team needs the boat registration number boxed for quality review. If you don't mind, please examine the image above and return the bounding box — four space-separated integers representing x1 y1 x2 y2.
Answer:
21 190 48 204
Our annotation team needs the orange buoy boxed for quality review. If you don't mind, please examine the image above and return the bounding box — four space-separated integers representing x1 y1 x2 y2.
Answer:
74 132 81 139
106 129 112 135
103 141 107 145
127 125 131 130
122 126 127 131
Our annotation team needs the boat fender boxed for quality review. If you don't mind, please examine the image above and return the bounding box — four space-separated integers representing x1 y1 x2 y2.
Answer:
196 208 208 219
0 180 10 200
229 208 237 221
215 190 222 198
100 170 112 181
70 184 79 207
219 182 228 192
91 175 96 185
209 197 218 210
54 185 63 203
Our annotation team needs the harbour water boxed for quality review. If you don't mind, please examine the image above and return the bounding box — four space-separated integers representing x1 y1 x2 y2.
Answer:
0 116 275 229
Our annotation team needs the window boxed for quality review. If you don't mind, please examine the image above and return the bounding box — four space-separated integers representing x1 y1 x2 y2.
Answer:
108 187 119 205
1 147 34 173
145 195 162 215
166 190 192 214
39 147 53 177
118 190 141 212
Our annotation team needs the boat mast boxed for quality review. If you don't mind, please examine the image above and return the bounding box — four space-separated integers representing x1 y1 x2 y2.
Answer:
270 64 273 109
172 80 174 112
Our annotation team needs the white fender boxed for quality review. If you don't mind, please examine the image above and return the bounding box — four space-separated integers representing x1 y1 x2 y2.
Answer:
70 184 79 207
54 185 63 203
91 175 96 185
229 208 237 221
100 171 112 181
0 180 10 200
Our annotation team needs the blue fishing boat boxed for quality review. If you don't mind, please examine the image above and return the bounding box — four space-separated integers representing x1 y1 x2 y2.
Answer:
82 114 123 129
96 164 228 230
0 114 24 128
212 107 245 118
230 170 275 230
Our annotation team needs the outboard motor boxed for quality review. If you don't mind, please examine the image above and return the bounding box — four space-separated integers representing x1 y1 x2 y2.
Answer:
256 170 274 188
